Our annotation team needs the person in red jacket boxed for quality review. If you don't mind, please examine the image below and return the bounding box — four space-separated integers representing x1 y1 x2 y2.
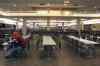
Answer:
12 31 26 48
5 31 27 58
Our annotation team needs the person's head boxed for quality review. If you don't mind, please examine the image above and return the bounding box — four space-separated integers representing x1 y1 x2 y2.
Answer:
12 31 22 39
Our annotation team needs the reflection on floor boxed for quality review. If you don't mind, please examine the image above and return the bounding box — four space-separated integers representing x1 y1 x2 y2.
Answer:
0 34 100 66
0 47 100 66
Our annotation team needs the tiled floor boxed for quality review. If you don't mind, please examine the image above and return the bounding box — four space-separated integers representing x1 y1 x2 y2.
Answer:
0 34 100 66
0 47 100 66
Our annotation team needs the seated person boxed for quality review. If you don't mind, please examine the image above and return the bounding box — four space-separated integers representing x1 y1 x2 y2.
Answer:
5 31 27 58
12 31 26 48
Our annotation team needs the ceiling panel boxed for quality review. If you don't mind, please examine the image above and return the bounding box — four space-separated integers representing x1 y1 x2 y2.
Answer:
70 0 100 7
0 0 64 4
0 0 100 7
0 0 100 11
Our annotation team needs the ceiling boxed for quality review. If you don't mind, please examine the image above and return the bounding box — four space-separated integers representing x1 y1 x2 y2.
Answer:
0 0 64 11
0 0 63 4
69 0 100 7
0 0 100 11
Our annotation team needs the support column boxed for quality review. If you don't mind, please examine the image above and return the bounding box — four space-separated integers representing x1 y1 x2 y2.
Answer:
62 22 64 30
32 22 35 33
46 17 50 31
76 18 81 37
59 34 64 49
76 18 81 56
22 18 27 36
47 17 50 26
16 18 19 30
33 22 35 28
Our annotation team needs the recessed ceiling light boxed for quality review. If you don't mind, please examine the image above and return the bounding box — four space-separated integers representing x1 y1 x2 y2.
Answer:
19 18 24 22
12 4 17 7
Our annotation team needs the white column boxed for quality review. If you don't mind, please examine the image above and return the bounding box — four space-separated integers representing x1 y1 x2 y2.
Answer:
76 18 81 37
16 18 19 30
22 18 27 36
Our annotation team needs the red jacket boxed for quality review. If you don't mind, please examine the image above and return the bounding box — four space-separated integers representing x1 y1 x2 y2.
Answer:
12 32 26 48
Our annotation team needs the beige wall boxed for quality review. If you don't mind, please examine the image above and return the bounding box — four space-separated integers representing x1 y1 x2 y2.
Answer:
92 24 100 31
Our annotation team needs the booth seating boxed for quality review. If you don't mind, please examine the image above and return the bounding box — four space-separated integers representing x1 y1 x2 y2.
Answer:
67 35 99 58
41 36 56 58
85 35 98 42
96 37 100 42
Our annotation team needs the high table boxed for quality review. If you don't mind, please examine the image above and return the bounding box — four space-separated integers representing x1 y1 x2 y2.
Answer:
41 35 56 57
67 35 98 45
67 35 99 58
42 36 56 46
